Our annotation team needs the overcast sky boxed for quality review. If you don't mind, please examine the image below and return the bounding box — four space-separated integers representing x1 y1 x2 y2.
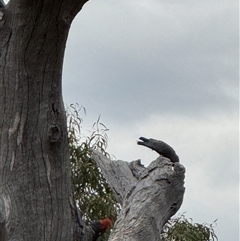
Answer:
62 0 239 240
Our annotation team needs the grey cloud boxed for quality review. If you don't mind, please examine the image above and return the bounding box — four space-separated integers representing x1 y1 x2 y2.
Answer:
63 0 238 123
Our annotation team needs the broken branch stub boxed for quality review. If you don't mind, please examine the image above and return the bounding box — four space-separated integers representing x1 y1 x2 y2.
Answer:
92 144 185 241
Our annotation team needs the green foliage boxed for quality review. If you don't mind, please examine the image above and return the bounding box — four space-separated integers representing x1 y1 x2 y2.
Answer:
67 104 120 240
161 214 218 241
67 104 218 241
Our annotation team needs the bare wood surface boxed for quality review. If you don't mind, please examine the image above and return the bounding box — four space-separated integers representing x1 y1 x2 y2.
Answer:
92 151 185 241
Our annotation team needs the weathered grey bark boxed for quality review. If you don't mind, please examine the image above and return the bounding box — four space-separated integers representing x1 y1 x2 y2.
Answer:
92 148 185 241
0 0 90 240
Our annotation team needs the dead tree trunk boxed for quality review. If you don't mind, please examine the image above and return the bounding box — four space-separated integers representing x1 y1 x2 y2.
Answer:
92 138 185 241
0 1 89 240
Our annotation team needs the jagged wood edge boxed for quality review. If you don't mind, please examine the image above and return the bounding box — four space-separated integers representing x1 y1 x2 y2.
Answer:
92 151 185 241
